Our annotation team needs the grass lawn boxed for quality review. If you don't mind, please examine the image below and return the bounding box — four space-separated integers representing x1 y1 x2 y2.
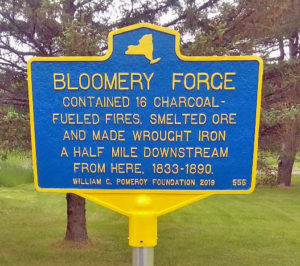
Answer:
0 152 33 187
260 151 300 171
1 176 300 266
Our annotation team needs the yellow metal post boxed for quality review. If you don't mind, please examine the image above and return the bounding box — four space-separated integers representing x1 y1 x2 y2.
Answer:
129 214 157 247
129 214 157 266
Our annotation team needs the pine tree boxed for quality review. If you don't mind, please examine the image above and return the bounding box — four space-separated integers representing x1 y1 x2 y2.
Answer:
187 0 300 186
0 0 221 241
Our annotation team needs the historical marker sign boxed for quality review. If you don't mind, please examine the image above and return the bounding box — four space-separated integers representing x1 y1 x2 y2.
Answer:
28 24 263 194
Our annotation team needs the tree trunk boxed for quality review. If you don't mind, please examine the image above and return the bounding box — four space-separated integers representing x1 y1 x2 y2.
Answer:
277 153 296 186
277 123 297 186
65 193 88 242
62 1 88 243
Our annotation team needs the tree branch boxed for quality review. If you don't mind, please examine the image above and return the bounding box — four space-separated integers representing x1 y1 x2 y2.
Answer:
163 0 220 27
0 12 48 55
0 58 26 72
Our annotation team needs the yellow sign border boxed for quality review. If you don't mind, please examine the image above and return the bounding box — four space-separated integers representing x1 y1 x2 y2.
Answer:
28 23 263 196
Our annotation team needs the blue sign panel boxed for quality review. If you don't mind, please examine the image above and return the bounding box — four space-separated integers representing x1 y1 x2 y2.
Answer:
28 24 263 193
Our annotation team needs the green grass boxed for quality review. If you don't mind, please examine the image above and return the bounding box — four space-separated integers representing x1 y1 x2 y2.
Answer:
295 153 300 170
0 151 33 187
0 177 300 266
1 152 299 265
260 151 300 170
